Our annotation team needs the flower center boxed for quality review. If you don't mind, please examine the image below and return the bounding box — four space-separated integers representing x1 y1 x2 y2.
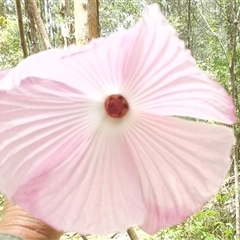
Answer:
105 94 129 118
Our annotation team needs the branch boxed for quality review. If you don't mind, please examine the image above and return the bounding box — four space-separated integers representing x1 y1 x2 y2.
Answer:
25 0 51 49
127 227 139 240
196 1 229 66
81 235 88 240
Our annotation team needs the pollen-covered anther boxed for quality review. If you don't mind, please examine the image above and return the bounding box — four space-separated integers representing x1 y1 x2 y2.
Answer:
105 94 129 118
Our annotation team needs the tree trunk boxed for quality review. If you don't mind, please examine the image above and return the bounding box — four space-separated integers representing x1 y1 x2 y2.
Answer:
25 0 51 49
234 152 240 240
74 0 99 46
60 0 73 48
88 0 99 39
25 0 40 53
15 0 28 58
229 0 239 239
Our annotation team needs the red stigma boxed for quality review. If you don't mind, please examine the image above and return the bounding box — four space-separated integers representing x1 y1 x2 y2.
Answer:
105 94 129 118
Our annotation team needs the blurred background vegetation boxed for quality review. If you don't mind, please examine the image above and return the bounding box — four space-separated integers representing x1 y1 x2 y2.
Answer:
0 0 239 239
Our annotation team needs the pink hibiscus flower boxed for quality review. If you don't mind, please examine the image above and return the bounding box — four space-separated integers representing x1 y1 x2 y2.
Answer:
0 4 236 235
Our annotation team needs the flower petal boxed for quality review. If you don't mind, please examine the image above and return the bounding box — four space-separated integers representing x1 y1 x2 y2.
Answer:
0 4 236 235
0 69 11 79
0 69 12 87
117 5 236 124
0 36 125 100
125 113 234 233
0 4 235 124
0 78 144 234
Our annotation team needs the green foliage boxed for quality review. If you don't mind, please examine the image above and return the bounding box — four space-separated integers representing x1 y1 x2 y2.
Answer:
153 182 236 240
99 0 143 36
0 15 23 69
0 195 4 219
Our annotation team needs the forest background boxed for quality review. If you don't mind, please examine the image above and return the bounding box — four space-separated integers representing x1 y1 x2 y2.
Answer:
0 0 239 239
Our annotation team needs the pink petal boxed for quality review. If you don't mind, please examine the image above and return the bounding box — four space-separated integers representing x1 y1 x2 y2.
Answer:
0 5 235 124
0 78 144 234
118 5 236 124
0 75 235 234
0 69 11 80
0 4 236 235
125 112 234 233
